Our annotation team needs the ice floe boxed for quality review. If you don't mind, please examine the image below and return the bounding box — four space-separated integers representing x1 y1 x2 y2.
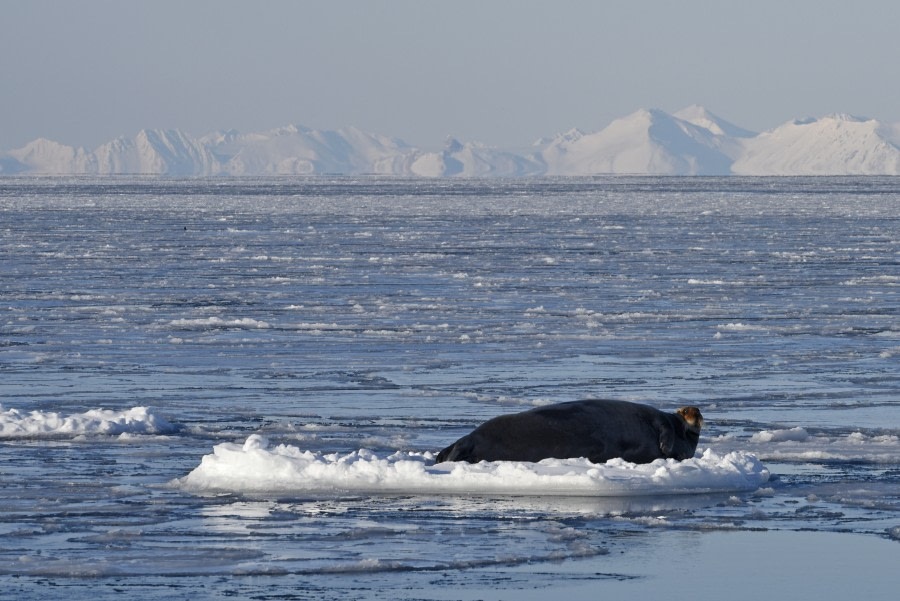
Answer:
0 405 177 438
713 429 900 463
751 426 811 443
174 434 769 497
164 316 271 330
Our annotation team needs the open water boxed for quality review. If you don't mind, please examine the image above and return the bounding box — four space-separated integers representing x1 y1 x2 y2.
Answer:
1 176 898 599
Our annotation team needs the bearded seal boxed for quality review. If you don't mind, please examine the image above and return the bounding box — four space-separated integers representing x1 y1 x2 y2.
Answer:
435 399 703 464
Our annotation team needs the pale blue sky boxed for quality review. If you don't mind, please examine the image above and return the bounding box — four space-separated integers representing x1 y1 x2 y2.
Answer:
2 0 898 150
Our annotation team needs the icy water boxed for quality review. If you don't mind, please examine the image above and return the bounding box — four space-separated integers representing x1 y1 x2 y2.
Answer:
1 176 898 600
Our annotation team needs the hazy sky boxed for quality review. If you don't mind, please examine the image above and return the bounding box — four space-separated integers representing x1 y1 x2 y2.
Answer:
3 0 898 150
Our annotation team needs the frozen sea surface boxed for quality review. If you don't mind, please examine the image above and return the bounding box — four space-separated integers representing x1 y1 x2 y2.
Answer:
1 176 898 599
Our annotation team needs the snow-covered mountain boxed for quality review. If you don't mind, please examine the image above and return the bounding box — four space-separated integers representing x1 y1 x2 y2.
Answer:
674 105 756 139
3 108 899 176
732 114 900 175
203 125 414 175
533 108 736 175
5 138 96 174
408 136 542 177
95 129 220 176
3 130 219 176
673 105 755 161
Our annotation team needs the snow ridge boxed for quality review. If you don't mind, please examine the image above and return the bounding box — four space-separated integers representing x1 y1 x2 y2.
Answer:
4 108 900 176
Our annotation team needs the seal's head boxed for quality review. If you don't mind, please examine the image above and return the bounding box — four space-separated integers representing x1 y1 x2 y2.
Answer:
676 406 704 434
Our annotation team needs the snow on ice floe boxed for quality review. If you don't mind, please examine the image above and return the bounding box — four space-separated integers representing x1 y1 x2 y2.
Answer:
174 434 769 497
714 428 900 464
751 427 811 443
0 405 177 439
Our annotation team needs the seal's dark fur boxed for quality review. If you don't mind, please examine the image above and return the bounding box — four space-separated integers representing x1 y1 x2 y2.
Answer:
436 399 702 464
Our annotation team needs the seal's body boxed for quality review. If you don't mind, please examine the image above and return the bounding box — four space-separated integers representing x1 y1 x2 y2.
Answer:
436 399 703 464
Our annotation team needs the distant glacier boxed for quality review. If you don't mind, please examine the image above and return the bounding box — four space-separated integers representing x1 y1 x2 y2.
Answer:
3 106 899 176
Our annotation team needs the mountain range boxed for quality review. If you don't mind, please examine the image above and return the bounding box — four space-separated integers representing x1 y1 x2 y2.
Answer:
3 106 899 176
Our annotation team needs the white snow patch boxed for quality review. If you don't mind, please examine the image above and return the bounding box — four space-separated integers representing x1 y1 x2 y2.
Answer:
751 427 810 443
714 430 900 464
878 347 899 359
0 405 177 438
165 317 271 330
717 322 769 332
842 275 900 286
174 435 769 497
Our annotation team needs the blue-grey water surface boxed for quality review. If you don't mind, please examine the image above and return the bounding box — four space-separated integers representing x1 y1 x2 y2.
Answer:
1 176 898 599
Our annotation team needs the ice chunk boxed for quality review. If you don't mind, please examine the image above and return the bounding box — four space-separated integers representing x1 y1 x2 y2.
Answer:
712 430 900 463
751 427 810 443
165 317 270 330
0 405 177 438
175 438 770 497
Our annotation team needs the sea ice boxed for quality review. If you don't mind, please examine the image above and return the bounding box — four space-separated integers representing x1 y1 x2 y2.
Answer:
713 429 900 463
164 316 271 329
751 426 810 443
0 405 177 438
174 434 770 497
